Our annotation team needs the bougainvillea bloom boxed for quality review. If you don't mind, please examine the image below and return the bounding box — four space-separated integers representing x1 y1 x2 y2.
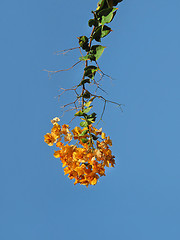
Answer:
44 119 115 187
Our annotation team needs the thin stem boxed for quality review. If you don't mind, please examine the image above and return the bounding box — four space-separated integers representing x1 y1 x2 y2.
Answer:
81 26 96 111
43 61 81 75
54 47 80 55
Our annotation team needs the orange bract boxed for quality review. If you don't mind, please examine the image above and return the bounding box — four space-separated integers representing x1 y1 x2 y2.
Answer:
44 120 115 187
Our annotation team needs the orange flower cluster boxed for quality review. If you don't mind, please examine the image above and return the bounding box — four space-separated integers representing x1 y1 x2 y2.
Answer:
44 118 115 186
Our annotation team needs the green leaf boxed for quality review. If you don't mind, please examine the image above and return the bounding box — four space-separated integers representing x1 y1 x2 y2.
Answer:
74 111 84 116
86 118 94 123
85 97 95 107
79 45 105 61
84 65 99 79
85 101 91 107
92 26 102 42
84 65 98 71
79 55 89 61
96 0 108 12
96 0 122 13
92 134 98 140
79 130 89 136
101 25 112 38
88 119 95 123
79 54 96 61
78 36 88 43
90 45 105 60
87 112 97 118
78 36 88 46
86 112 97 122
92 25 112 42
99 8 117 25
83 106 92 114
80 121 88 127
81 138 89 143
78 79 90 87
88 19 99 27
78 36 90 51
97 7 112 17
82 90 91 99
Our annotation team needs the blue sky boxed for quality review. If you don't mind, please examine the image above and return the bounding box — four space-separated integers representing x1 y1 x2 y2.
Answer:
1 0 180 239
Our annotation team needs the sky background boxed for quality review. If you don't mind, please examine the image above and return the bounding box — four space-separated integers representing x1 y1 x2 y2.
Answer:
0 0 180 239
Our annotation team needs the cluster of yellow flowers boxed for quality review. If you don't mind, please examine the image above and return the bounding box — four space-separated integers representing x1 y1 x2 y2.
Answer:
44 118 115 186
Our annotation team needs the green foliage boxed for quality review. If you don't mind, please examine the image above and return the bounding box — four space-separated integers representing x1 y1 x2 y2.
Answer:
80 121 88 127
90 45 105 60
79 45 105 62
92 25 112 42
78 79 91 87
79 130 89 136
51 0 123 138
88 19 99 27
83 106 92 114
82 90 91 99
84 66 99 79
74 111 84 116
85 97 95 107
79 54 95 61
96 0 108 12
101 25 112 38
76 0 123 131
78 36 90 51
97 0 123 11
81 138 89 143
92 134 99 140
98 8 117 25
86 113 97 123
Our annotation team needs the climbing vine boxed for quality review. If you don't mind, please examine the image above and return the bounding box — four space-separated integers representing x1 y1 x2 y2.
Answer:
44 0 123 187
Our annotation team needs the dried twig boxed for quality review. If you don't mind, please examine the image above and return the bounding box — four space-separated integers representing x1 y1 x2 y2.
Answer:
54 47 80 55
43 60 81 78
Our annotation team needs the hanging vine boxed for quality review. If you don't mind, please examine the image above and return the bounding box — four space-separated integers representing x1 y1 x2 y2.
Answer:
44 0 124 187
